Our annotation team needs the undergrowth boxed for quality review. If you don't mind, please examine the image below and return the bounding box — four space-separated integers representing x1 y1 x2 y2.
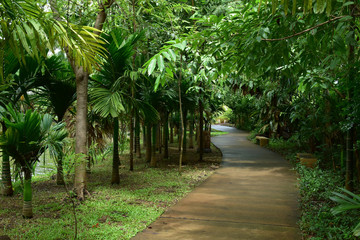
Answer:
0 144 222 240
249 131 360 240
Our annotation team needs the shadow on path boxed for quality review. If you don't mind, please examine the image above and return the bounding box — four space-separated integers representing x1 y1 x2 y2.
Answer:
133 125 300 240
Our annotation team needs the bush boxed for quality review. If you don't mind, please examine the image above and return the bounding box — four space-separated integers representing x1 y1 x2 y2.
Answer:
298 166 358 239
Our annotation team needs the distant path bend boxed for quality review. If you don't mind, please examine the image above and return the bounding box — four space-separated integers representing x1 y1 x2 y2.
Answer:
133 125 300 240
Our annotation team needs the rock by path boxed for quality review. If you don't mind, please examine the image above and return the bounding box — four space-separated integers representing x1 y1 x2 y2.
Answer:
133 125 300 240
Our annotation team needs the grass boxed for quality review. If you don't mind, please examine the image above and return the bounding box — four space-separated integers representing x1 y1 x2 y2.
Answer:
210 128 229 137
0 142 222 240
247 132 359 240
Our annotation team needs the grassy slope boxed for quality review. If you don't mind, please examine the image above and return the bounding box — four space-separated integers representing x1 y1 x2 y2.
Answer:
0 142 222 240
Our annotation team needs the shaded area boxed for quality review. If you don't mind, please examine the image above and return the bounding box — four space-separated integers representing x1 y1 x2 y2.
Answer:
133 125 300 240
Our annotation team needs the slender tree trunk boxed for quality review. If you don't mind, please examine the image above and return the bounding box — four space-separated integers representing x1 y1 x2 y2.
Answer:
56 156 65 185
178 54 184 172
70 0 114 200
74 70 88 200
164 113 169 159
135 112 141 158
199 98 204 162
111 117 120 184
1 152 13 196
346 8 356 191
189 113 194 149
146 123 152 163
157 123 161 153
183 109 188 153
150 124 157 167
1 120 13 196
170 120 174 143
22 167 33 218
142 123 146 148
129 113 134 171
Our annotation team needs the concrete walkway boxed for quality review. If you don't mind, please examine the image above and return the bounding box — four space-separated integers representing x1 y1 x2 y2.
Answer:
133 126 300 240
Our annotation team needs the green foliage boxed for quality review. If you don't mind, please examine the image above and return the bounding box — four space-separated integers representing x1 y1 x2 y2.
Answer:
0 0 107 76
0 155 218 239
331 188 360 236
298 166 358 239
0 105 67 173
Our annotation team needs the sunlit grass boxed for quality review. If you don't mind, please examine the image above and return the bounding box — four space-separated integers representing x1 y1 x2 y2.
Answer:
0 143 221 240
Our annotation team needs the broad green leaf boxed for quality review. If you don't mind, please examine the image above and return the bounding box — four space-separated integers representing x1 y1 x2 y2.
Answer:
148 58 157 76
168 49 177 61
157 55 165 72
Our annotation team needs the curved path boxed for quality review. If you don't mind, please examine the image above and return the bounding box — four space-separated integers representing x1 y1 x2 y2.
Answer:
133 126 300 239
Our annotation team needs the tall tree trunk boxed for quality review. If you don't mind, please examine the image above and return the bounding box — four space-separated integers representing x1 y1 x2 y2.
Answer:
189 113 194 149
70 0 114 200
164 113 169 159
150 124 157 167
346 7 356 191
178 54 184 172
199 98 204 162
74 70 88 200
182 109 188 153
111 117 120 184
157 123 161 152
146 123 152 163
135 112 141 158
1 122 13 196
56 156 65 185
1 152 13 196
143 123 146 148
129 112 134 171
170 119 174 143
22 167 33 218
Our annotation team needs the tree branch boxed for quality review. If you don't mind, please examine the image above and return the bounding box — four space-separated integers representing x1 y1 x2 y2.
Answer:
262 16 346 41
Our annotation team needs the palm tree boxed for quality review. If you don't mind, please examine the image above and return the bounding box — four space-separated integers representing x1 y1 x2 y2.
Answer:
0 105 67 218
0 46 20 196
90 29 142 184
2 0 109 200
35 55 76 185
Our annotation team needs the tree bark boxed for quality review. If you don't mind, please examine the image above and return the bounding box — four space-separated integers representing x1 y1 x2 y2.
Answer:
345 6 356 191
182 109 188 153
22 167 33 218
135 112 141 158
142 123 146 148
111 117 120 184
129 112 134 171
164 113 169 159
1 121 13 196
146 123 152 163
56 156 65 185
1 152 13 196
199 98 204 162
189 113 194 149
73 0 114 200
170 118 174 143
74 69 88 200
178 54 184 172
150 124 157 167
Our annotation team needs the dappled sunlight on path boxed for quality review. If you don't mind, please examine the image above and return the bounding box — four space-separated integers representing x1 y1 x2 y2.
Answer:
133 125 300 240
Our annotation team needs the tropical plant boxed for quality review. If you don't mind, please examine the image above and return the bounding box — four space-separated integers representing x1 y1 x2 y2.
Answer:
0 105 67 218
90 29 142 184
331 188 360 236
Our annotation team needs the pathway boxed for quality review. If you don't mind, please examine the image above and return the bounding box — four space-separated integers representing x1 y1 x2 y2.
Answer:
133 125 300 240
